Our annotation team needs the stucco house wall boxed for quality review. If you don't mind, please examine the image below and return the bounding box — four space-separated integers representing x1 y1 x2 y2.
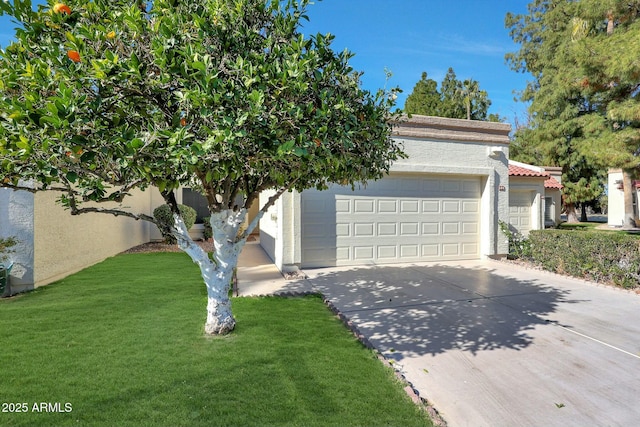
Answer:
507 161 563 235
607 169 640 227
1 187 157 294
260 115 511 271
33 189 156 288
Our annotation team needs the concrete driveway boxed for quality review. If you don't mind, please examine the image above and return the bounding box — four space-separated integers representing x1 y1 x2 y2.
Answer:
301 260 640 427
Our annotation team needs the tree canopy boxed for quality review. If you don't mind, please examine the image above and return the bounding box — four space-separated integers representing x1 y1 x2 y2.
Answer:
404 67 499 121
506 0 640 224
0 0 405 333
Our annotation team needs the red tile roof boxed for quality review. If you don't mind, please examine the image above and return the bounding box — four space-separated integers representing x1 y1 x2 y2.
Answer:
508 164 548 178
544 176 563 190
509 162 564 189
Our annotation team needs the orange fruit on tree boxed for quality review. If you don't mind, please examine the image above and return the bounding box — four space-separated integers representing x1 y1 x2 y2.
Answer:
180 118 187 126
67 50 81 63
53 3 72 14
106 31 116 39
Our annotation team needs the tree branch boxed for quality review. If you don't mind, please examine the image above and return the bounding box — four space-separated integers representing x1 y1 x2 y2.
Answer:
70 206 157 223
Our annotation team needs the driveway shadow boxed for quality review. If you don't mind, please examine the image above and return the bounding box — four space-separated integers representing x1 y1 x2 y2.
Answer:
301 263 582 358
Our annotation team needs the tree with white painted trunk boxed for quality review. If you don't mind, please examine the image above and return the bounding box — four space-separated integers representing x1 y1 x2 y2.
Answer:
0 0 404 334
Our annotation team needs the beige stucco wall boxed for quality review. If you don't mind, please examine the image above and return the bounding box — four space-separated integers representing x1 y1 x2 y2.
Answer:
33 189 155 287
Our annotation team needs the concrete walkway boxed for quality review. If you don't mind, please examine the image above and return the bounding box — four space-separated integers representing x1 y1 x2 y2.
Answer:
236 241 313 296
236 243 640 426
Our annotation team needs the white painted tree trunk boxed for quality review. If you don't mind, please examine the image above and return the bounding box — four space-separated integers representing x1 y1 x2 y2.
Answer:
170 208 263 335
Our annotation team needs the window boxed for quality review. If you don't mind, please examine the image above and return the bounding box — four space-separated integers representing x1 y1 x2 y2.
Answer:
182 188 209 224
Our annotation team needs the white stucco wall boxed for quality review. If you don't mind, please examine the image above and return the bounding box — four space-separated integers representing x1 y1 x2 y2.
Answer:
607 170 631 227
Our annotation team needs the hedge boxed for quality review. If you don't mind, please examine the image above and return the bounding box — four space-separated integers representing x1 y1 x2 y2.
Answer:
153 204 197 244
528 230 640 289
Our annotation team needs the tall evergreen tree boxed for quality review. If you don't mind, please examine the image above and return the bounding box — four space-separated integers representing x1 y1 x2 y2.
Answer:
404 67 492 120
507 0 640 226
404 72 441 116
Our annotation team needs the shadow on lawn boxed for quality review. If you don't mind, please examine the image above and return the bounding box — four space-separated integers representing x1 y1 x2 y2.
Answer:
293 263 583 359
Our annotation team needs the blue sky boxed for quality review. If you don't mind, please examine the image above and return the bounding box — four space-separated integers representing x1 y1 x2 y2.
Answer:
301 0 532 123
0 0 532 123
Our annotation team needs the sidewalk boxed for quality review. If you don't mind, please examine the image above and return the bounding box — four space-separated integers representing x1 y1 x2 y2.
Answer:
236 240 313 296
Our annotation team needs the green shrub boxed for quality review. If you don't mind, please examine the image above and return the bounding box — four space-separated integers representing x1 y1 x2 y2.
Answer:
153 204 197 243
529 230 640 288
499 220 532 259
203 217 212 240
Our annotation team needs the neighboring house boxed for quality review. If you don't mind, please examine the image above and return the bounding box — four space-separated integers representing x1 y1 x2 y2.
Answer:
508 160 563 235
259 115 511 272
607 169 640 227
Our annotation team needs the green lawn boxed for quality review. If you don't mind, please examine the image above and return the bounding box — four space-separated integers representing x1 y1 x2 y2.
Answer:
557 221 601 230
0 253 432 427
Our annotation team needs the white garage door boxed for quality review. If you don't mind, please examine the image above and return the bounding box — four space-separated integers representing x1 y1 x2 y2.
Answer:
509 191 533 235
301 175 481 267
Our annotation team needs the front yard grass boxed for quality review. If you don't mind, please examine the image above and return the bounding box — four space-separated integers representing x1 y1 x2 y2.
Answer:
0 253 432 427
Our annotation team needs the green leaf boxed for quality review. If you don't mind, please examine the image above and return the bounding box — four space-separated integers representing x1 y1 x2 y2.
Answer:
16 136 30 150
130 52 140 70
66 171 78 183
65 31 77 44
39 115 61 127
277 140 295 155
293 147 307 157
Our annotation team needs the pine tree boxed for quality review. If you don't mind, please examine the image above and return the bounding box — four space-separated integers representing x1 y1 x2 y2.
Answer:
404 72 441 116
404 68 492 120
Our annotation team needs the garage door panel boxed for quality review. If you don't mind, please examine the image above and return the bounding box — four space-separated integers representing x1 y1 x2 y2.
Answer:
422 200 440 212
301 175 481 267
463 222 479 234
509 192 533 235
422 222 439 234
378 246 397 259
378 223 397 236
354 246 374 260
463 243 479 255
400 222 420 236
336 223 350 237
378 200 398 213
335 199 350 212
400 245 419 257
354 223 374 237
422 244 439 257
463 201 479 213
354 199 374 213
401 200 419 213
442 200 460 213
